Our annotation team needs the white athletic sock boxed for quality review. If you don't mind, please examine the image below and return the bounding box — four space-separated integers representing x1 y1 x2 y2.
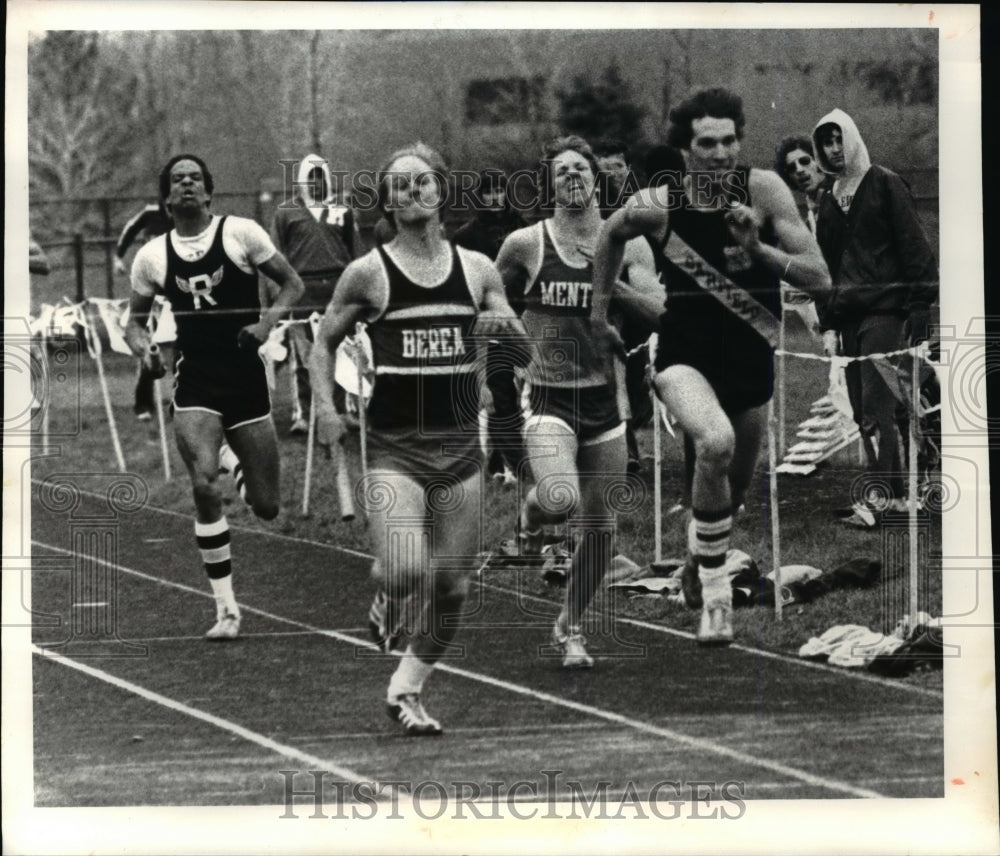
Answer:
387 647 435 700
208 574 239 618
699 564 732 608
554 609 581 639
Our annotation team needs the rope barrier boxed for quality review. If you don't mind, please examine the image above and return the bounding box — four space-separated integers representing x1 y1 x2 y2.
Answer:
31 293 936 628
775 343 931 364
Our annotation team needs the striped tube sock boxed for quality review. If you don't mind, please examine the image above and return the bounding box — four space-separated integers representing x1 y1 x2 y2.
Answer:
691 508 732 604
219 443 248 504
195 517 238 616
690 507 732 570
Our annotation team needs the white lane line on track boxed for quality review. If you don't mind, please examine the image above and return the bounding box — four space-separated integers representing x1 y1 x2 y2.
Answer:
29 480 942 700
32 643 373 787
476 581 947 700
32 540 886 799
29 477 376 560
123 629 368 644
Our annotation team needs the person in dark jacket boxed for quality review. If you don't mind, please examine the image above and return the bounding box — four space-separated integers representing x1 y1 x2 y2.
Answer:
452 170 526 261
812 109 939 528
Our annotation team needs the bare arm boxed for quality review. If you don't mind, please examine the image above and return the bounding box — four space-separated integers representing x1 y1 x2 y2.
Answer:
613 236 665 334
259 212 287 309
494 227 538 316
465 251 534 363
239 252 305 347
727 170 832 302
592 189 670 320
124 248 161 365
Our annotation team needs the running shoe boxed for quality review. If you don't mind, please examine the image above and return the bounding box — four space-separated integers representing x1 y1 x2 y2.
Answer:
205 611 241 641
696 603 733 646
368 589 403 653
696 564 733 646
493 464 517 488
541 545 572 587
386 693 443 736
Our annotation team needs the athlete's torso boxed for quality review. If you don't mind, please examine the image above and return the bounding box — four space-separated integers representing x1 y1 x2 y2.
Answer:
163 216 262 361
366 244 480 431
521 219 604 387
660 166 781 344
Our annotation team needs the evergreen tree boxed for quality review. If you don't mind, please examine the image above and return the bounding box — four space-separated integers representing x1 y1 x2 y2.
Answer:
556 63 646 143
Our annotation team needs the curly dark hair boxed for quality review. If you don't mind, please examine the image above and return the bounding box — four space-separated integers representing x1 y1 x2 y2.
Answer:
775 135 816 184
158 154 214 203
666 88 746 151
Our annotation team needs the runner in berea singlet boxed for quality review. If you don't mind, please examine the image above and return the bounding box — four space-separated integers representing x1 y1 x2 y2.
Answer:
309 143 529 736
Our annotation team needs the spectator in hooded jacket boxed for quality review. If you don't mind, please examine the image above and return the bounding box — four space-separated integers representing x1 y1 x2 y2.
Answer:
812 109 939 529
270 155 359 434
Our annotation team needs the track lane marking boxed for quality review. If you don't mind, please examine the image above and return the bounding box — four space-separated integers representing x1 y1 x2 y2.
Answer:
28 479 941 699
476 581 946 699
32 540 887 798
32 643 374 787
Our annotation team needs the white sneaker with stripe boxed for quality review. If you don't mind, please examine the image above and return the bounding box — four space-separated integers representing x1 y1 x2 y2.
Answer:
386 693 443 736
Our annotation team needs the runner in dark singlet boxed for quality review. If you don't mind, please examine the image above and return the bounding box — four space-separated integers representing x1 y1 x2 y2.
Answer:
126 154 304 642
592 89 831 646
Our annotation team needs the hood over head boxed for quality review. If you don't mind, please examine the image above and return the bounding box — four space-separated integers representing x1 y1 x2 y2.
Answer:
812 109 871 178
296 154 332 204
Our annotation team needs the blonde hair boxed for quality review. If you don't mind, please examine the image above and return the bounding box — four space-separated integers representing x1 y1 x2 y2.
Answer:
377 142 449 218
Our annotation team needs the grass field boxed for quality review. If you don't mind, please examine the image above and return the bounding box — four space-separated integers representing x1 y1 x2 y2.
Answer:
24 318 945 806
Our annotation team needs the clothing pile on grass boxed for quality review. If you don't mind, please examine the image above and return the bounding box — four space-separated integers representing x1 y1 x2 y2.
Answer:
489 531 575 587
799 612 944 676
603 550 943 677
605 549 881 609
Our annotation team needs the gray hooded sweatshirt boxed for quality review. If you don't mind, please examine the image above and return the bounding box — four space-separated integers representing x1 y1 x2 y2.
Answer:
811 109 938 329
269 154 356 316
